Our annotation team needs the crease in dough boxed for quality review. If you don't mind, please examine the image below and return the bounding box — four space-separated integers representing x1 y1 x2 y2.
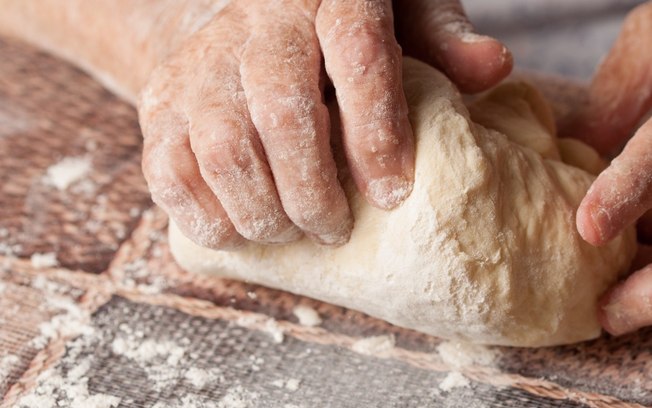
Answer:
169 58 636 347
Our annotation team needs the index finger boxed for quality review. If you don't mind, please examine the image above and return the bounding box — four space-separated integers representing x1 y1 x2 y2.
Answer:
577 119 652 246
316 0 414 210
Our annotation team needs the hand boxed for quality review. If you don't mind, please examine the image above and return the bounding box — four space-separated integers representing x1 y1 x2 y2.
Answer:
561 2 652 335
138 0 513 250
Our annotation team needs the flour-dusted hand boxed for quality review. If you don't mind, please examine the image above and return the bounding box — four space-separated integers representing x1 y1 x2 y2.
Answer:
562 2 652 335
139 1 355 249
138 0 512 249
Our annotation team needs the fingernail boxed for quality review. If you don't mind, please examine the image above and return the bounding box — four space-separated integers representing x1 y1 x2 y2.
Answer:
367 175 413 210
309 217 353 246
589 207 611 244
456 32 494 45
269 224 303 244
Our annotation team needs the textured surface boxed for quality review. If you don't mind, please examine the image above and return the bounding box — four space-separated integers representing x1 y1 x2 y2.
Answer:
1 35 651 408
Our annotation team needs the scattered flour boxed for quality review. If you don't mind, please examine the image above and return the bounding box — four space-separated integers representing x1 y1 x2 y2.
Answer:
111 337 185 365
15 357 120 408
264 319 284 344
117 257 169 294
438 371 471 392
184 367 223 389
236 316 284 343
351 334 395 355
217 385 259 408
111 333 187 391
152 395 219 408
272 378 301 392
436 341 497 369
0 241 21 257
30 252 59 268
0 354 20 383
249 355 264 372
45 156 92 190
29 295 94 349
292 305 322 327
284 378 301 392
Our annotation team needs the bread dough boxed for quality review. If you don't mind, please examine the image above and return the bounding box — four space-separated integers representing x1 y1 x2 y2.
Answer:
169 58 636 347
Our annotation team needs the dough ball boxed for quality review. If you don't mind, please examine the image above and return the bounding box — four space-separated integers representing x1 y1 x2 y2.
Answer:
169 58 635 347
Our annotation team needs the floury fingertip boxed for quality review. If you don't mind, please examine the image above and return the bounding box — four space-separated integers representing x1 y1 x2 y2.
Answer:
366 175 414 210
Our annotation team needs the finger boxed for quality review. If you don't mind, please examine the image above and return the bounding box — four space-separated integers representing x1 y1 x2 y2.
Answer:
599 262 652 336
394 0 512 93
560 2 652 156
187 59 302 244
577 119 652 246
240 10 353 245
139 105 243 249
316 0 415 210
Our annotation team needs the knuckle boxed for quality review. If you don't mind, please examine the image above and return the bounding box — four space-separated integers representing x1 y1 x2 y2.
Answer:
351 120 403 156
252 95 322 139
191 120 255 177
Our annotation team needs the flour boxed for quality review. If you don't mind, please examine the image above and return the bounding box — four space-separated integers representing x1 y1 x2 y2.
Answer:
436 341 497 369
265 319 284 344
0 242 21 257
248 355 265 372
272 377 301 392
351 335 395 355
438 371 471 392
0 354 20 382
111 329 187 391
45 156 92 190
284 378 301 392
217 385 259 408
115 257 170 294
184 367 223 389
15 358 120 408
112 338 185 365
29 294 94 349
292 305 322 327
30 252 59 268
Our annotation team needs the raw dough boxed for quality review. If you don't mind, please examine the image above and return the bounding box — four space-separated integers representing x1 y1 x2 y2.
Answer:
169 58 636 347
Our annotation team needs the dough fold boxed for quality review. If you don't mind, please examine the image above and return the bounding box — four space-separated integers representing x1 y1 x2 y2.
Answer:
169 58 636 347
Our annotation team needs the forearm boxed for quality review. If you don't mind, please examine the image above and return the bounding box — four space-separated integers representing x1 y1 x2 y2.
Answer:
0 0 230 102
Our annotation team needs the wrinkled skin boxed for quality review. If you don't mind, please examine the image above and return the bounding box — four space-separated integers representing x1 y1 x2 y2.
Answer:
561 2 652 336
139 0 513 249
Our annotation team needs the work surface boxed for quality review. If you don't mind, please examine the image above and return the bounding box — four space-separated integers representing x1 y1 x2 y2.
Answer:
0 37 650 408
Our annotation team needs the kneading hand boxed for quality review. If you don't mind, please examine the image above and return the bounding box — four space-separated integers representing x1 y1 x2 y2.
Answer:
138 0 512 249
562 2 652 336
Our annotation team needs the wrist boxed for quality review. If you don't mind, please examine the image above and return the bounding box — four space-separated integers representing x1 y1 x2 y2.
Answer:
0 1 231 103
